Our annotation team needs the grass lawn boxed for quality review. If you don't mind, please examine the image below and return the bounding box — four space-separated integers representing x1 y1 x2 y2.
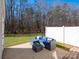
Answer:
4 33 70 51
4 33 44 47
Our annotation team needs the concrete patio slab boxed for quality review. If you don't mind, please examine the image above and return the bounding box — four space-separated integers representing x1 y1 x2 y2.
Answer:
8 42 32 48
2 42 68 59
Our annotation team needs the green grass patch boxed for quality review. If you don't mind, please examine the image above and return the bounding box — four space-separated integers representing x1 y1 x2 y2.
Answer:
56 42 69 51
4 33 69 51
4 33 44 47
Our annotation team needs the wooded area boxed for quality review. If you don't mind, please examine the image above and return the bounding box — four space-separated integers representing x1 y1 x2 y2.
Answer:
5 0 79 34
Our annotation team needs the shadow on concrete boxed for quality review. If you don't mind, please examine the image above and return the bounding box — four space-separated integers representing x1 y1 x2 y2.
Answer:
2 48 57 59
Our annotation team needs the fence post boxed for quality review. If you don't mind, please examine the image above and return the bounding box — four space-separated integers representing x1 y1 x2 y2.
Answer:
63 26 65 45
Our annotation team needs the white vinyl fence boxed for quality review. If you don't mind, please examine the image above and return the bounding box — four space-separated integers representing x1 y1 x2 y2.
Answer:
45 26 79 47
